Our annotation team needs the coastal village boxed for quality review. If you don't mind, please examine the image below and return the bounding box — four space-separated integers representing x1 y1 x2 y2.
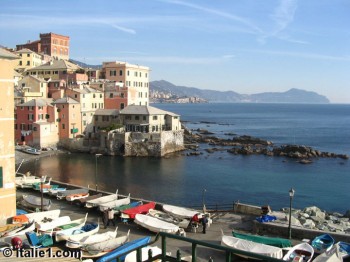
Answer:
1 32 350 261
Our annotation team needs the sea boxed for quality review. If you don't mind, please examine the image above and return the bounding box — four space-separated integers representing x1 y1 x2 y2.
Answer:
20 103 350 214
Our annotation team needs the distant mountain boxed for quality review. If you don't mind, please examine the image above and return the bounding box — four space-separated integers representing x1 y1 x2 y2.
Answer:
150 80 330 103
69 59 101 69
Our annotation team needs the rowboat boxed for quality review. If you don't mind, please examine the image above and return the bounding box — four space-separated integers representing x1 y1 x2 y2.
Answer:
73 193 103 207
313 243 342 262
55 221 98 242
56 188 89 200
338 241 350 258
36 216 71 232
4 220 35 237
311 233 335 253
113 201 142 215
20 194 51 211
82 230 130 257
232 231 292 248
46 214 88 237
134 214 180 234
66 192 90 202
66 227 118 249
47 187 66 196
97 236 152 262
15 174 45 188
283 242 314 262
221 231 283 259
99 194 131 212
13 209 60 224
148 209 190 228
162 204 201 220
85 190 119 209
22 146 41 155
121 202 156 220
0 223 25 238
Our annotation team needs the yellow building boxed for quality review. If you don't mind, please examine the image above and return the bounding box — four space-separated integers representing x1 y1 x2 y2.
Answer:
17 75 48 103
0 48 19 225
102 61 150 106
15 48 43 72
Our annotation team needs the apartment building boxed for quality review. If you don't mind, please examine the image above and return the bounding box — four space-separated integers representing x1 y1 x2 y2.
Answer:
0 48 19 224
17 75 48 103
15 48 43 72
102 61 150 107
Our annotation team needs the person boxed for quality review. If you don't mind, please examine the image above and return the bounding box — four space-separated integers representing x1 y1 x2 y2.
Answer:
105 208 116 228
201 215 208 234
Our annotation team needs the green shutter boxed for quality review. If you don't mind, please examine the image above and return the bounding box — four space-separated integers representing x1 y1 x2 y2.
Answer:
0 167 3 188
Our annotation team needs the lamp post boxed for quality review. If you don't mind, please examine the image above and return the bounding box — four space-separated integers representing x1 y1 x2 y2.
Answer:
202 188 207 213
288 188 295 239
95 154 102 193
40 175 46 211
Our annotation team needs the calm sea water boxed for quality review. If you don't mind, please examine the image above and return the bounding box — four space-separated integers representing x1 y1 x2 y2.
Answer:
21 103 350 213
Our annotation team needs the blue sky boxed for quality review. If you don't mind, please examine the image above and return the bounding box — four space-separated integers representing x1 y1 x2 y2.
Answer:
1 0 349 103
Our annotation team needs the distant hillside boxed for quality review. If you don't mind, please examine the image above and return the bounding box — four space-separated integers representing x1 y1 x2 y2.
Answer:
150 80 330 103
69 59 101 69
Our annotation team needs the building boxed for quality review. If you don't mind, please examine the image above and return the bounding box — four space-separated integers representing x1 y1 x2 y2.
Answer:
15 48 43 72
93 109 120 131
102 61 150 107
103 81 128 110
0 48 19 225
16 32 70 60
17 75 48 103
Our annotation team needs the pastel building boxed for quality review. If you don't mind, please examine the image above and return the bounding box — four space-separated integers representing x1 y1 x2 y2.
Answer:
17 75 48 103
15 48 43 72
0 48 19 224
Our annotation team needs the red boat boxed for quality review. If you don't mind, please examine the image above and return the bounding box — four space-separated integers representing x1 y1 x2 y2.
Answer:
121 202 156 220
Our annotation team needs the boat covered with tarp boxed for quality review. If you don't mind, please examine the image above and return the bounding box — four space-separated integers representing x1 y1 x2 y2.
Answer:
232 231 292 248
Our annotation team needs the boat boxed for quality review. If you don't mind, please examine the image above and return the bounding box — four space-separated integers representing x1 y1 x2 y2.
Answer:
85 190 119 208
99 194 131 212
40 213 88 236
134 213 180 234
66 227 118 249
148 209 190 228
112 201 142 215
15 174 45 188
22 146 41 155
55 221 98 242
162 204 202 220
221 231 283 260
82 230 130 257
121 202 156 220
97 236 152 262
65 192 90 202
311 233 335 253
47 187 66 196
0 223 25 238
283 242 314 262
56 188 89 200
36 215 71 232
20 194 51 211
313 243 342 262
338 241 350 258
4 220 36 237
73 193 102 207
13 209 60 224
232 231 292 248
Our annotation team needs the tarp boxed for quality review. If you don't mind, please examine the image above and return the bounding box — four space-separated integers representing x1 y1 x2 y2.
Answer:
232 231 292 248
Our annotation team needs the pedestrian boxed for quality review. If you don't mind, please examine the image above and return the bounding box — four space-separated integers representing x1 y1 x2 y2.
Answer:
106 207 115 228
102 209 108 229
201 215 208 234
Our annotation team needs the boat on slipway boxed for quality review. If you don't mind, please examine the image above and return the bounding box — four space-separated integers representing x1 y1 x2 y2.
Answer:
232 231 292 248
85 190 119 209
283 242 314 262
56 188 89 200
134 214 180 234
311 233 335 253
162 204 202 220
55 221 98 242
98 194 131 212
121 202 156 221
20 194 52 211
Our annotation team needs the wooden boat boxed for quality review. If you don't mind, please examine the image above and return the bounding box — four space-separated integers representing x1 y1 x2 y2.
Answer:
15 174 45 188
148 209 189 228
85 190 119 208
66 192 90 202
338 241 350 258
36 215 71 232
313 243 342 262
40 213 88 236
97 236 152 262
221 231 283 259
22 146 41 155
283 242 314 262
0 223 25 238
20 194 51 211
55 221 98 242
56 188 89 200
82 230 130 257
66 227 118 249
134 214 180 234
47 187 66 196
99 194 131 212
232 231 292 248
162 204 201 220
5 220 35 237
73 193 102 207
311 233 335 253
13 209 61 224
121 202 156 220
113 201 142 215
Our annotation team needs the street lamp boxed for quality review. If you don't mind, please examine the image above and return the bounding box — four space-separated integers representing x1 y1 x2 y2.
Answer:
95 154 102 193
288 188 295 239
40 175 46 211
202 188 207 213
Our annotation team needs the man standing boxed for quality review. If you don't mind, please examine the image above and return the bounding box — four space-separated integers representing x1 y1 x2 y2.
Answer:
104 208 115 228
201 215 208 234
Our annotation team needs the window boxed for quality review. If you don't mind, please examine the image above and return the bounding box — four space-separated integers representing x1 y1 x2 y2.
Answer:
28 114 34 121
100 94 102 98
121 103 125 109
19 61 22 66
95 116 99 121
153 116 158 120
15 124 17 130
119 70 123 76
74 94 77 98
125 116 131 120
121 93 124 98
0 167 2 188
110 70 116 76
143 116 146 121
28 124 33 130
127 70 129 76
27 54 30 57
20 123 26 130
26 61 30 66
62 124 65 129
109 93 113 98
135 116 139 120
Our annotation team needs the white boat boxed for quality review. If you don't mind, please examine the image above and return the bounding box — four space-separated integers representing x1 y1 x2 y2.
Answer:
15 174 45 188
85 190 119 208
56 188 89 200
22 146 41 155
148 209 190 228
313 243 342 262
5 220 36 237
99 194 131 212
20 194 51 211
43 214 88 237
82 229 130 257
283 242 314 262
221 231 283 260
162 204 201 220
65 192 90 202
55 220 97 242
47 187 66 196
36 215 71 232
12 210 60 224
66 227 118 249
134 214 180 234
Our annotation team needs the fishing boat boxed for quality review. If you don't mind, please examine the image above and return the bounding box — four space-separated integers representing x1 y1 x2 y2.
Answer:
0 223 25 238
283 242 314 262
65 192 90 202
311 233 335 253
73 193 102 207
99 194 131 212
47 187 66 196
66 227 118 249
56 188 89 200
55 221 98 242
36 215 71 232
15 174 45 188
4 220 35 237
232 231 292 248
85 190 119 209
162 204 202 220
121 202 156 220
113 201 142 215
82 230 130 257
134 214 180 234
22 146 41 155
337 241 350 259
97 236 152 262
43 214 88 236
221 231 283 260
148 209 190 228
13 209 61 224
20 194 51 211
313 243 343 262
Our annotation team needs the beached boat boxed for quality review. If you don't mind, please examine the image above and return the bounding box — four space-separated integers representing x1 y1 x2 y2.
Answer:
20 194 51 211
73 193 102 207
66 192 90 202
162 204 201 220
13 209 61 224
85 190 119 209
98 236 152 262
41 214 88 236
121 202 156 220
338 241 350 258
99 194 131 212
283 242 314 262
311 233 335 253
22 146 41 155
313 243 342 262
47 187 66 196
55 221 98 242
0 223 25 238
66 227 118 249
15 174 45 188
113 201 142 215
82 230 130 257
232 231 292 248
148 209 190 228
4 220 35 237
56 188 89 200
221 231 283 260
36 215 71 232
134 214 180 234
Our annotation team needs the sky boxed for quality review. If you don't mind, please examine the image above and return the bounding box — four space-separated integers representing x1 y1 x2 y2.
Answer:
1 0 349 103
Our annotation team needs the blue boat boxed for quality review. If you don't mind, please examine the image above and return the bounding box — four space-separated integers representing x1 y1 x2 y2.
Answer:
338 241 350 259
311 233 335 253
96 236 151 262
